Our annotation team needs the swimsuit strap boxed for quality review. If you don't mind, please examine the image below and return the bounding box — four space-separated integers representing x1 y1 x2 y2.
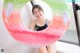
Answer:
34 19 48 31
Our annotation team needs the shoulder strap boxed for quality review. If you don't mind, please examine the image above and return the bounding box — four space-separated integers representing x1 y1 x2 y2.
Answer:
46 19 48 24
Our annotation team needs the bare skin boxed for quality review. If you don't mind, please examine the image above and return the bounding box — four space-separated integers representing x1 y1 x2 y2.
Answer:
38 43 56 53
29 7 56 53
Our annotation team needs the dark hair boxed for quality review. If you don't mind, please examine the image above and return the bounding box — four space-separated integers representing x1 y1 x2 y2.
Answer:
32 5 44 14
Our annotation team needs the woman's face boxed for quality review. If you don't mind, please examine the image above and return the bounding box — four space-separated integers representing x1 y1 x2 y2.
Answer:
33 8 44 18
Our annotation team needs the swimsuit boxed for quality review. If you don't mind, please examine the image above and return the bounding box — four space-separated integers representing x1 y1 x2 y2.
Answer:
34 19 48 31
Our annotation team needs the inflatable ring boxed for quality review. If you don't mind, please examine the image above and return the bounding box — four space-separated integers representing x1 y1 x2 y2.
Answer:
2 0 70 47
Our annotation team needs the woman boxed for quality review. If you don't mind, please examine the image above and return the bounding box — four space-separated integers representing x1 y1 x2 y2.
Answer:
29 5 56 53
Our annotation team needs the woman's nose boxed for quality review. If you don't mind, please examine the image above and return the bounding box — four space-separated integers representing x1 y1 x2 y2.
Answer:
36 12 39 15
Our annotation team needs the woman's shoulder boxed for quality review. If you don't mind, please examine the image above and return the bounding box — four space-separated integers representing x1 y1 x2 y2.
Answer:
31 19 35 22
30 19 36 26
29 19 36 30
46 19 51 25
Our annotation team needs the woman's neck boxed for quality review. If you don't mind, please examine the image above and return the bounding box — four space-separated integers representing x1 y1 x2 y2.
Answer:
36 17 46 26
36 17 45 22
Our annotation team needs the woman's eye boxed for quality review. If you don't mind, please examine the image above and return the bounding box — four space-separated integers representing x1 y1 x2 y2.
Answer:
34 12 37 14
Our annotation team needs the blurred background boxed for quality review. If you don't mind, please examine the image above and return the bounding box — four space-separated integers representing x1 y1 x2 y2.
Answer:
0 0 80 53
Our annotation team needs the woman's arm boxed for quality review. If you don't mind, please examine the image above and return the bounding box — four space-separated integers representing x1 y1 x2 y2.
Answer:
29 19 35 31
